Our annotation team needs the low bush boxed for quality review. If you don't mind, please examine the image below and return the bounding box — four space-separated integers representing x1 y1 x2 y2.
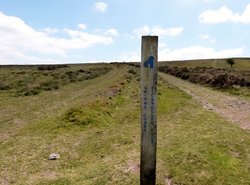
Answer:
37 65 69 71
0 82 10 90
159 66 250 89
16 85 41 96
40 80 59 91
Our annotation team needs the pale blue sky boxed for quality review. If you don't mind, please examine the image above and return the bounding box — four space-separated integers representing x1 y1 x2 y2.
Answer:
0 0 249 64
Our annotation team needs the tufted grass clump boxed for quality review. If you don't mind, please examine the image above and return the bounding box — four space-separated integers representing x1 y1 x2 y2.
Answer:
63 100 113 127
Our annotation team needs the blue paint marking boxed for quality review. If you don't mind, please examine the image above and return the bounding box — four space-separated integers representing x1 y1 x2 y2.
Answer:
144 56 154 69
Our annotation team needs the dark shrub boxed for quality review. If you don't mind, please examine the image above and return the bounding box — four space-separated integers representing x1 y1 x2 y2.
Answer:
37 65 68 71
0 82 10 90
128 69 136 75
16 85 41 96
40 80 59 91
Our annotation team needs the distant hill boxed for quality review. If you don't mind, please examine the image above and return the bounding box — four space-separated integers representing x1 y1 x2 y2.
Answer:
159 58 250 70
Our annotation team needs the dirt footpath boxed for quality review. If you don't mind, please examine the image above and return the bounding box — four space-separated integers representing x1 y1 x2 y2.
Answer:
160 73 250 130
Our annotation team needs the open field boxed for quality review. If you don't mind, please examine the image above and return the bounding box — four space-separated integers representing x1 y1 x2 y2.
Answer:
0 62 250 185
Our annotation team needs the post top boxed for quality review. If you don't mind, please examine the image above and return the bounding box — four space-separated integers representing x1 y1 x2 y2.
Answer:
142 35 158 38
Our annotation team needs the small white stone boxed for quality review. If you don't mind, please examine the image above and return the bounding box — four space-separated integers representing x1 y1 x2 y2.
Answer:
49 153 60 160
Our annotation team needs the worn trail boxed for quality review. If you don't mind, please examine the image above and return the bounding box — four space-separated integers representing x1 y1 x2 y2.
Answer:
160 73 250 130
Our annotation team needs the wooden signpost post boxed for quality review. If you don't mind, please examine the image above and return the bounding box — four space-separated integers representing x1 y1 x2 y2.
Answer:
140 36 158 185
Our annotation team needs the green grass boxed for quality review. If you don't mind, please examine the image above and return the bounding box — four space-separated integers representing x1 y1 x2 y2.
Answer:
221 86 250 98
158 84 250 184
0 64 249 184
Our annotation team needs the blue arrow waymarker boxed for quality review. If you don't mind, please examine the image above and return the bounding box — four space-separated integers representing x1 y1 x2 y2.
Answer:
144 56 154 69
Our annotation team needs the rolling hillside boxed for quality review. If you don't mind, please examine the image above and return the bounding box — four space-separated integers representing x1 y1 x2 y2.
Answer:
0 63 250 185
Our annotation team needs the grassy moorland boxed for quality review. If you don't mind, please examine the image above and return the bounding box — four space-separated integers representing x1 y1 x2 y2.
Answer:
159 58 250 70
0 63 250 185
